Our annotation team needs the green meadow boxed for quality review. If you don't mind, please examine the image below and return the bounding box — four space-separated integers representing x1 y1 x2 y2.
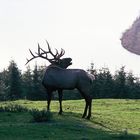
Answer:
0 99 140 140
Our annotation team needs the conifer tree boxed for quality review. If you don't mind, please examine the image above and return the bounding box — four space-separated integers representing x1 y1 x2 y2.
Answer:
22 65 33 99
7 60 22 100
114 66 126 98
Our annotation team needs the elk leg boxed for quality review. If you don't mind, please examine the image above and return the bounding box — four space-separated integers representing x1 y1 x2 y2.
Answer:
86 98 92 120
82 99 88 118
78 89 88 118
47 91 52 111
58 89 63 115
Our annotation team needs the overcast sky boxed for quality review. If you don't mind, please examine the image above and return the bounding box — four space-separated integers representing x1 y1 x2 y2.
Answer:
1 0 140 75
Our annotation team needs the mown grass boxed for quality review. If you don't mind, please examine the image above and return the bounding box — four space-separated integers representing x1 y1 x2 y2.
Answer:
0 99 140 140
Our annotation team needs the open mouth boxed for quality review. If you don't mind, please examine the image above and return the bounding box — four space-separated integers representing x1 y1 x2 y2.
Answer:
69 60 72 65
68 58 72 65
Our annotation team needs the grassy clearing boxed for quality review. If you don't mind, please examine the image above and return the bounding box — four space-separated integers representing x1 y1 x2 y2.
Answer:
0 99 140 140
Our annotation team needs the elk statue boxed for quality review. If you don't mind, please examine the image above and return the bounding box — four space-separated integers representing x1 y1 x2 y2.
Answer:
26 41 94 119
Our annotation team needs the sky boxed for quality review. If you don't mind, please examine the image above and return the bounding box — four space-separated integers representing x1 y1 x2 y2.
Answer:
1 0 140 75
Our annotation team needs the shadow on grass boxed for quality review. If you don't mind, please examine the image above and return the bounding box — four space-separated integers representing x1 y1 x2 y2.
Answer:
58 111 140 140
0 111 139 140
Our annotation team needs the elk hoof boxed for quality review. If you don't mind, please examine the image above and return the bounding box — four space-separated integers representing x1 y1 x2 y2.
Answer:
58 111 63 115
86 116 90 120
82 115 86 118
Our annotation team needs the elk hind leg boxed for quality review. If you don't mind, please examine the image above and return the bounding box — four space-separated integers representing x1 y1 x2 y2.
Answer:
82 99 88 118
78 89 89 118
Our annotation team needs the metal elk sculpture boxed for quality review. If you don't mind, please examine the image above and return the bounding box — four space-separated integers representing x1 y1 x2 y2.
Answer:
26 41 94 119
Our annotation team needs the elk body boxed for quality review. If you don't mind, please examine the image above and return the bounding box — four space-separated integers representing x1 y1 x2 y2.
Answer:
42 66 94 119
26 41 94 119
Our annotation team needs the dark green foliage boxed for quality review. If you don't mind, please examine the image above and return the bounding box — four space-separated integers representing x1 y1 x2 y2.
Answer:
114 66 127 98
0 69 9 100
30 109 53 122
53 89 82 100
22 64 46 100
94 68 114 98
32 64 46 100
22 66 33 99
0 78 7 100
0 60 140 100
113 66 140 99
7 60 22 100
88 65 140 99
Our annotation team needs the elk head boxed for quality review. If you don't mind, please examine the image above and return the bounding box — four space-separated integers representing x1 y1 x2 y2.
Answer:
26 40 72 68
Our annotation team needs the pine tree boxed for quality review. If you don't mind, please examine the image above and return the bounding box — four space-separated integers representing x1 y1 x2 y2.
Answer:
32 64 46 100
0 76 7 100
7 60 22 100
114 66 126 98
22 66 33 99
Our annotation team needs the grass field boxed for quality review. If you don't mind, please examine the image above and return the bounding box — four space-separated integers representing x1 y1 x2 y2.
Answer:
0 99 140 140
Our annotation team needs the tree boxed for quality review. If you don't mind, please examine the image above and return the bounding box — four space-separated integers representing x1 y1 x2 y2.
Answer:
32 64 46 100
114 66 126 98
7 60 22 100
95 67 114 98
22 66 33 99
0 69 9 100
0 76 7 100
101 68 114 98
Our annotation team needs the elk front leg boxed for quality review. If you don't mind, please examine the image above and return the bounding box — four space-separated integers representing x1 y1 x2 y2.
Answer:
86 98 92 120
47 90 52 111
58 89 63 115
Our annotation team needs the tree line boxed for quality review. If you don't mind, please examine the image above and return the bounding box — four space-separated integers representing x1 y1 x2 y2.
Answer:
0 60 140 101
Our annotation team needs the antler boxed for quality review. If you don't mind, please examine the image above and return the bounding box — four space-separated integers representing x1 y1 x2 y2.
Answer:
45 40 65 59
25 41 65 65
